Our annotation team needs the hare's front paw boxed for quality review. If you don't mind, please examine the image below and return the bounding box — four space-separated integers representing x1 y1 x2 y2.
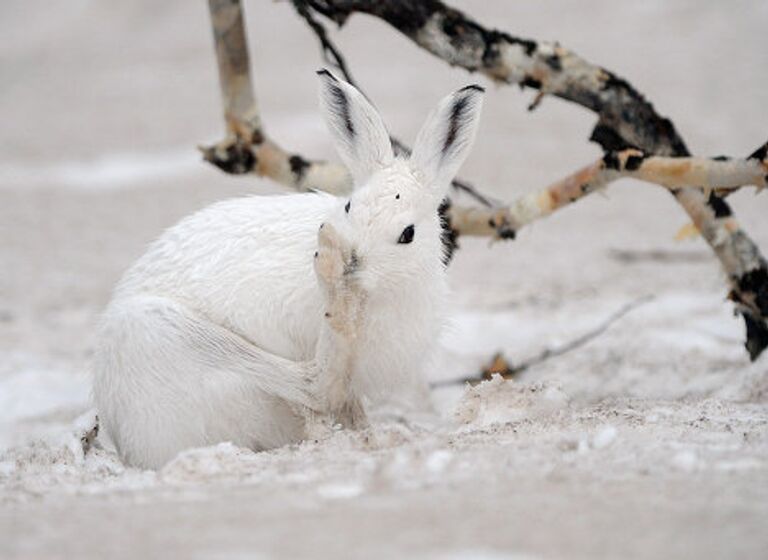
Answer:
314 223 366 334
314 222 355 289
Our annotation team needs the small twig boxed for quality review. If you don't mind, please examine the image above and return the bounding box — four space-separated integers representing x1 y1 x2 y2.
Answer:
431 295 653 388
292 0 357 84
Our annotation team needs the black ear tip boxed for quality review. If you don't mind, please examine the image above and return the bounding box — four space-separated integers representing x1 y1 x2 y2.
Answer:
316 68 336 80
460 84 485 94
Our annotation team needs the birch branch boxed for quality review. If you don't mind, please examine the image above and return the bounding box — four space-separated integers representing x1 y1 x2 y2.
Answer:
203 0 768 360
450 148 768 238
295 0 768 359
205 1 767 231
203 0 351 194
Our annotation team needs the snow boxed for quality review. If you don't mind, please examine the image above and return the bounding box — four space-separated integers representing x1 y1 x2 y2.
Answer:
591 425 618 450
2 0 768 558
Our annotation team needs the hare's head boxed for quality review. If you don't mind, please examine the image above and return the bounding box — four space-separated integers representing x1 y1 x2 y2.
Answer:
317 70 483 295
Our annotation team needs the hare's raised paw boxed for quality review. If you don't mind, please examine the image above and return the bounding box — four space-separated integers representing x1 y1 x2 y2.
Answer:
314 222 366 334
314 222 349 290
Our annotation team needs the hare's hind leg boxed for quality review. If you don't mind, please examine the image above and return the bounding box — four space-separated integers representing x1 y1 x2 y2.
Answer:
94 295 316 469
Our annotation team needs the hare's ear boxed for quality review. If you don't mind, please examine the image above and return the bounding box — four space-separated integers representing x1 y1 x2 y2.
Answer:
317 70 394 185
409 85 484 197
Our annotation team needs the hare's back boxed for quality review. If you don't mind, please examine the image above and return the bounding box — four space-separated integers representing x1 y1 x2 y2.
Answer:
116 191 339 359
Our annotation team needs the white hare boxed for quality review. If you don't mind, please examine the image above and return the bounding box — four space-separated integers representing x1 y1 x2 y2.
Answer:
92 71 484 469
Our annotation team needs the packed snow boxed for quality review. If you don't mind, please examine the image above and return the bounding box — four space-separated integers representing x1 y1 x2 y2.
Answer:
1 1 767 558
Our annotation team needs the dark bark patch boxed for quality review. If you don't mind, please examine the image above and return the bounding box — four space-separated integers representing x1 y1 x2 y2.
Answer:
624 152 646 171
250 128 265 144
544 54 562 71
748 143 767 161
707 192 732 218
602 151 621 171
601 71 636 94
742 312 768 361
591 124 636 153
481 33 502 68
738 267 768 316
374 0 441 36
482 30 536 70
497 225 516 240
207 143 256 175
521 76 542 90
492 30 536 56
289 154 310 181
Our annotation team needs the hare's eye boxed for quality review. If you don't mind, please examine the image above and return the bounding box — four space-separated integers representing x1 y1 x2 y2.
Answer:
344 201 351 213
398 225 415 245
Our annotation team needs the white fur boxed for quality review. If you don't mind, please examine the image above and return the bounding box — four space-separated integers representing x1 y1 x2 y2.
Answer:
92 72 484 469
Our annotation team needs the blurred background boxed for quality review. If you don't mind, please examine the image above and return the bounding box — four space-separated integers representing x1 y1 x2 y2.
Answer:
2 0 766 415
1 1 767 558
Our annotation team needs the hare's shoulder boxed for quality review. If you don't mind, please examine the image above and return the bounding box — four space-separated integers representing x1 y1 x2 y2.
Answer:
116 192 338 298
181 191 339 235
152 191 338 255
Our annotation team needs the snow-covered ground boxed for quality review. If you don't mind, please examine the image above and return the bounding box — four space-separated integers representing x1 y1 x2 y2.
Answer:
1 1 767 558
